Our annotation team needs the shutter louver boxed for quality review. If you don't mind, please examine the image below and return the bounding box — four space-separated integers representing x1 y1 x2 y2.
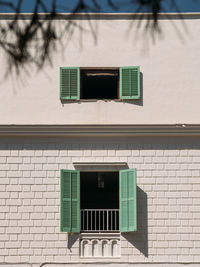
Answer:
120 66 140 99
60 170 80 232
71 171 80 232
120 168 137 232
60 67 80 100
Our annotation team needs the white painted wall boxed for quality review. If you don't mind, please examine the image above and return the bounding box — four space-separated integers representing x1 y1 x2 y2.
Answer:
0 15 199 125
0 136 200 266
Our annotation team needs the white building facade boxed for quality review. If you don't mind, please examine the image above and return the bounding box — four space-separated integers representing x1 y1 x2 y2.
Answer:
0 12 200 267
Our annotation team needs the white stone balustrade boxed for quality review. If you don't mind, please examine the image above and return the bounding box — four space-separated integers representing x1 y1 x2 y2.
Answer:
80 233 120 257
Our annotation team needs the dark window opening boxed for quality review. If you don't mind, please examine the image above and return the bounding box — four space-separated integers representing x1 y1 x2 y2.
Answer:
80 172 119 232
81 69 119 99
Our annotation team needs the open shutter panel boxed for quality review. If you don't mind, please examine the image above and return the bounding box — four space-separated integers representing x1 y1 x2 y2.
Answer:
120 66 140 99
120 168 137 232
71 171 80 232
60 67 80 100
60 170 80 232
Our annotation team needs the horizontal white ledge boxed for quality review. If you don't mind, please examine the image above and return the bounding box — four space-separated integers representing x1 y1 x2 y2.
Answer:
1 124 200 137
80 232 120 238
41 262 200 266
74 162 127 171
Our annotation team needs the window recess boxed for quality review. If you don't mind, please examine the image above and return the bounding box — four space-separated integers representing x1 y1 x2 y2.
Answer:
81 172 119 232
81 69 118 99
60 168 137 233
60 67 140 100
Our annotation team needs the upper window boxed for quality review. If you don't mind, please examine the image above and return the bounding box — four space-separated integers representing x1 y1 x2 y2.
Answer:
60 67 140 100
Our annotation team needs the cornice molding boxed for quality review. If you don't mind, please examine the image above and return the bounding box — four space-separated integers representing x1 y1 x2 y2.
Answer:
1 124 200 137
73 162 127 171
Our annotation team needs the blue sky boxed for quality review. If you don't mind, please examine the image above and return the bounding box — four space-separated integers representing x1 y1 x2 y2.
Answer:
1 0 200 13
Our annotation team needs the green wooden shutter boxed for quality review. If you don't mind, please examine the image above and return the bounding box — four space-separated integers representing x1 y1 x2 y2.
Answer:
60 67 80 100
60 169 80 232
71 171 80 232
120 66 140 99
120 168 137 232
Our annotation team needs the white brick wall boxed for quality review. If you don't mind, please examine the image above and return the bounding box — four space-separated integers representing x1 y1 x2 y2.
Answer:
0 137 200 266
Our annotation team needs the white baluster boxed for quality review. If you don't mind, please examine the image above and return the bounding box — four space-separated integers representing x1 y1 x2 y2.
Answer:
111 240 118 257
82 240 89 257
102 239 109 257
92 239 98 257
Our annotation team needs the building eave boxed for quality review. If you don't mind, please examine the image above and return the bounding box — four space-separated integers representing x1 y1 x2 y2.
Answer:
0 12 199 20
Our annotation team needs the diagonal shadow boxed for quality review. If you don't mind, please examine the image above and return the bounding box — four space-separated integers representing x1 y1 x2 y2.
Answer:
67 233 79 250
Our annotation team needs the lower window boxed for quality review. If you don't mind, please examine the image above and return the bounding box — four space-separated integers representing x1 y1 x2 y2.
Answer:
60 168 137 234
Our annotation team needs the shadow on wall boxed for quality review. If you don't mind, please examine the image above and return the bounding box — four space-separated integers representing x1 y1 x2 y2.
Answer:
67 233 79 251
122 186 148 257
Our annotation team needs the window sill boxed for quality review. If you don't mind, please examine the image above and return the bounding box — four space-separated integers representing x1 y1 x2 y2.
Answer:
80 99 121 102
61 99 122 102
80 256 121 260
80 232 120 238
61 99 140 103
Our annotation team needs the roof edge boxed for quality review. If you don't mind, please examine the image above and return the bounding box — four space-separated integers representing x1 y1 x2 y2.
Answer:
0 12 199 20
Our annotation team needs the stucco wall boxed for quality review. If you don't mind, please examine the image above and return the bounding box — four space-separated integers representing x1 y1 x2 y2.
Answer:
0 15 200 124
0 136 200 267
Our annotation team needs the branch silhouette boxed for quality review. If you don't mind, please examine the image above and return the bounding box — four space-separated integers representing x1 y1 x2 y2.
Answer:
0 0 178 76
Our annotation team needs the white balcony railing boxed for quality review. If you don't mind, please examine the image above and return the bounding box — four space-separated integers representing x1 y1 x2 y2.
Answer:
81 209 119 232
